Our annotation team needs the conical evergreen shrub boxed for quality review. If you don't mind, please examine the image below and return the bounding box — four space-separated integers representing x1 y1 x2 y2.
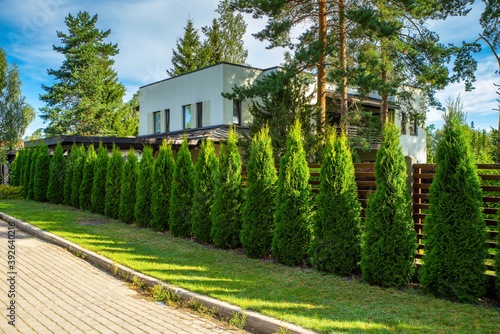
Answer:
135 146 154 227
151 140 175 231
17 148 27 188
361 122 416 287
47 141 67 204
34 143 50 202
79 144 97 211
71 145 86 208
192 139 218 243
91 143 109 214
63 143 79 205
309 130 362 275
241 126 277 258
169 138 195 237
105 144 124 219
28 146 39 200
119 148 139 224
420 110 487 302
23 147 33 196
272 119 312 265
210 128 244 248
9 150 23 186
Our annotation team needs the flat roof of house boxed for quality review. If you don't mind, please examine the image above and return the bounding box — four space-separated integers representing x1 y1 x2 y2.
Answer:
139 62 282 89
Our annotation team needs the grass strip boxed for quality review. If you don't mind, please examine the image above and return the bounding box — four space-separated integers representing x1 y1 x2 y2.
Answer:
1 199 499 333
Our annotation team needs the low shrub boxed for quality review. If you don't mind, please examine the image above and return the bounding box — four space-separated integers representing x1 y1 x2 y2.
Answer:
0 185 24 199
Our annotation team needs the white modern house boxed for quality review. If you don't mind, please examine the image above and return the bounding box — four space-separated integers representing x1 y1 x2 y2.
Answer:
138 62 427 162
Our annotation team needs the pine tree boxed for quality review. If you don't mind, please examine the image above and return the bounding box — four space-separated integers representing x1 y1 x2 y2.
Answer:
79 144 97 210
63 143 79 205
309 130 362 275
192 139 218 243
119 148 139 224
361 122 416 288
71 145 86 207
272 119 312 265
420 108 487 303
210 127 244 248
39 11 125 137
135 146 154 227
241 126 277 258
28 146 39 200
105 144 124 219
47 141 67 204
167 18 209 77
91 143 109 214
34 143 50 202
22 147 33 197
169 138 195 237
213 0 248 64
151 140 175 231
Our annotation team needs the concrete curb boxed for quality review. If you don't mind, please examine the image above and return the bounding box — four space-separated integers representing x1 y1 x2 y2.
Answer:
0 211 318 334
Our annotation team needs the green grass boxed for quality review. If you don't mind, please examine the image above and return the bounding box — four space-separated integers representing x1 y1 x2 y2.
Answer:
1 199 499 333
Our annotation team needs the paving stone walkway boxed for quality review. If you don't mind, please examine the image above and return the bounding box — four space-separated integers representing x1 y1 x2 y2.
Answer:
0 220 244 334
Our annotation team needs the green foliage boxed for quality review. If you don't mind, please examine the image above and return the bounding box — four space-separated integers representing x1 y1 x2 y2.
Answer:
112 91 139 137
34 143 50 202
272 120 312 265
210 128 243 248
151 140 175 231
39 11 125 137
309 131 362 275
169 138 195 237
22 148 33 194
91 143 109 214
361 123 416 287
71 145 86 207
0 185 23 199
47 141 67 204
16 148 27 188
420 107 488 303
241 126 277 258
0 47 35 147
79 144 97 210
191 139 218 243
63 143 79 205
27 146 38 200
119 148 138 224
9 149 24 186
135 146 154 227
105 144 123 219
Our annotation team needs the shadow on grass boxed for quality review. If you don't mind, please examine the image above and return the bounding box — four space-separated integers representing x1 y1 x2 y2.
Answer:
1 199 498 334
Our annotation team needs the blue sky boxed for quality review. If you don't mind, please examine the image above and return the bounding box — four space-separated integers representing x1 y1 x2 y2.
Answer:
0 0 498 137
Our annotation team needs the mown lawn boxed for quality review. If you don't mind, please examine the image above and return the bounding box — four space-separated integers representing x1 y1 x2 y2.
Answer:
1 199 499 333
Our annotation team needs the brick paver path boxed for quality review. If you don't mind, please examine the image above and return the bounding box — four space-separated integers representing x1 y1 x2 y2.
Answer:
0 220 242 333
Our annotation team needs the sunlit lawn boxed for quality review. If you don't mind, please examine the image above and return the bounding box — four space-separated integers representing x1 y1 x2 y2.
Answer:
1 199 499 333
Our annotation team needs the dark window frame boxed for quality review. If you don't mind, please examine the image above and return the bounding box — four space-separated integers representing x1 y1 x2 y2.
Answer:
401 112 407 135
410 114 418 136
153 111 161 133
233 100 241 126
197 102 203 128
183 104 191 130
165 109 170 133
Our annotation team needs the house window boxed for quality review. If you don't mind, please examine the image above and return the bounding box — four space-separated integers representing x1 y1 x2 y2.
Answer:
400 112 407 135
183 105 191 129
410 114 418 136
197 102 203 128
165 109 170 132
233 100 241 125
153 111 161 133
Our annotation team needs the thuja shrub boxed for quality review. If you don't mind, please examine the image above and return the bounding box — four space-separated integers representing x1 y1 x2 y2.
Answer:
79 144 97 211
105 144 124 219
241 125 277 258
210 128 244 248
309 131 362 275
34 143 50 202
91 143 109 214
63 143 79 205
361 123 416 288
497 231 500 297
119 148 139 224
420 110 487 303
135 146 154 227
169 137 195 237
22 148 33 195
47 141 67 204
28 146 39 200
9 149 24 187
272 119 312 265
151 140 175 231
71 145 86 208
191 139 218 243
17 148 27 188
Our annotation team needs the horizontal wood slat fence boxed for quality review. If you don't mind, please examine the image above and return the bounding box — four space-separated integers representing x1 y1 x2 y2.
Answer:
242 162 499 273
